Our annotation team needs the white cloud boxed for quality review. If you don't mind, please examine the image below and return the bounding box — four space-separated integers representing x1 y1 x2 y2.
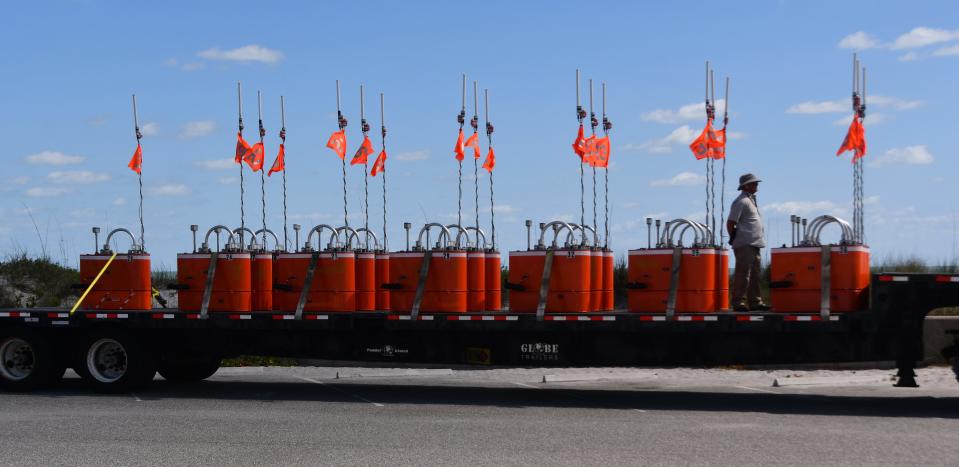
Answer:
838 31 880 50
634 125 700 154
218 176 238 184
147 184 190 196
195 158 235 170
868 95 923 110
26 150 84 165
48 171 110 184
180 120 216 139
641 99 725 124
198 44 284 64
140 122 159 136
650 171 706 187
833 113 884 126
493 204 520 214
869 145 934 168
899 51 920 62
25 187 69 197
786 99 847 114
182 63 204 71
70 208 95 218
113 197 126 206
87 114 109 126
395 150 430 161
288 212 332 222
891 27 959 50
11 176 30 185
933 43 959 56
765 200 844 216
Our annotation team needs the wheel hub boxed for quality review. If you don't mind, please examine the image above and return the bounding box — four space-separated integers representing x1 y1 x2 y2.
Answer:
0 338 36 381
87 339 128 383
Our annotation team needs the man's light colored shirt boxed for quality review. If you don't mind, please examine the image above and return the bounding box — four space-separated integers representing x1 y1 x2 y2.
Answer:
728 192 765 248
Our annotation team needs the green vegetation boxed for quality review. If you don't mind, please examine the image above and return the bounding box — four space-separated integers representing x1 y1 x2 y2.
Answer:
0 254 79 308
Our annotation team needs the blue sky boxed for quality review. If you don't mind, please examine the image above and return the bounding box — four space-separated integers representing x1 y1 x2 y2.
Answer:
2 1 957 268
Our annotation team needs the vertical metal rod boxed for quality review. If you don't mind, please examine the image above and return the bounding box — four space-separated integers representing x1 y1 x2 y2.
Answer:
336 80 348 229
458 74 466 231
705 61 710 102
237 82 245 247
258 91 266 249
589 79 597 245
862 67 867 109
131 94 144 250
280 95 288 251
646 218 652 249
461 74 466 112
380 92 388 251
852 54 857 95
336 80 341 111
485 88 496 249
575 69 580 108
473 80 480 245
360 85 369 249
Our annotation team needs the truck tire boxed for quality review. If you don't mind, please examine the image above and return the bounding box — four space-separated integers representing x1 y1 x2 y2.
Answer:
157 356 221 383
0 334 64 391
76 331 157 393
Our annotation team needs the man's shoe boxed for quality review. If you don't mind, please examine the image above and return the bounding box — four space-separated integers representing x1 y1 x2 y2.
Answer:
733 305 750 312
750 304 771 311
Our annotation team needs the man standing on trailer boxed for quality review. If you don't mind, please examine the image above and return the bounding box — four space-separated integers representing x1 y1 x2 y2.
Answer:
727 173 770 312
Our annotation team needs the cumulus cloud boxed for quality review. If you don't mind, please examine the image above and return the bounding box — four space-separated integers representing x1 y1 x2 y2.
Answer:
147 184 190 196
641 100 726 124
869 145 934 168
632 125 699 154
933 43 959 56
891 27 959 50
833 113 884 126
765 200 845 216
217 176 238 184
198 45 284 64
494 204 520 214
395 150 430 161
48 171 110 184
140 122 159 136
899 51 920 62
11 176 30 185
650 171 706 187
25 187 69 197
194 158 235 170
788 95 921 114
838 31 880 50
180 120 216 139
113 197 126 206
26 150 84 165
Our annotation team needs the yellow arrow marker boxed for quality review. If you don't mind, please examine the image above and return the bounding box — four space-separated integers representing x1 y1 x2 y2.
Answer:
70 251 117 317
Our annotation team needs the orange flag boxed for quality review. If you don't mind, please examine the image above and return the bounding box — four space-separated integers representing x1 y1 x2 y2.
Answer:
371 149 387 176
326 130 347 159
464 132 481 159
128 143 143 174
689 119 717 160
854 120 867 160
583 135 598 165
710 127 727 159
836 115 867 161
454 129 465 161
572 124 586 159
245 142 265 171
482 146 496 173
235 132 252 163
268 143 285 176
351 136 375 165
591 135 611 168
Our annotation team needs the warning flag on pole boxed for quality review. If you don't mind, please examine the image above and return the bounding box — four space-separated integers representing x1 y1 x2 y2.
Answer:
464 132 481 159
583 135 598 165
267 143 285 177
371 149 387 176
245 142 265 171
572 124 586 159
689 119 719 160
326 130 347 160
235 132 252 163
351 136 375 165
128 143 143 174
710 127 727 159
591 136 611 168
482 146 496 173
836 115 867 161
454 129 465 161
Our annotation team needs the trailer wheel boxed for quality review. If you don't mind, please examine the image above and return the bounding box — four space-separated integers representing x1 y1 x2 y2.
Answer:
158 356 221 383
0 334 62 391
77 332 156 393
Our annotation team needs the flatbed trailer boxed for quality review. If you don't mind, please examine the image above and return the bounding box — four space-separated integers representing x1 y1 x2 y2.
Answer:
1 273 958 392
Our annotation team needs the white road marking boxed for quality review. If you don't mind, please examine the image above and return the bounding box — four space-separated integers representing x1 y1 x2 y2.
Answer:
512 382 539 389
294 375 385 407
633 409 648 413
735 385 778 394
130 393 143 402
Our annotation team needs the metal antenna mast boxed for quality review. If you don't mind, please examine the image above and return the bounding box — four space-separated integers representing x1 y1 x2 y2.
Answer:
131 94 144 250
472 80 480 246
485 88 496 249
336 80 349 228
601 82 612 249
237 82 246 247
258 90 266 248
457 73 466 229
589 79 598 244
380 92 388 251
575 69 586 236
360 85 370 249
280 95 288 251
720 77 730 246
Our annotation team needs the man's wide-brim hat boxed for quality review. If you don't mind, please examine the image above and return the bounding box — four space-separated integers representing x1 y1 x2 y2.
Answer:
738 173 761 190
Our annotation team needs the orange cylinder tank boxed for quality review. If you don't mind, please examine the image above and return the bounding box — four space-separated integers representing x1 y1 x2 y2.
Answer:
375 252 390 311
355 252 376 311
251 253 273 311
467 251 487 312
78 253 152 310
714 248 730 311
507 248 591 313
485 250 502 311
176 252 252 312
626 248 719 313
589 249 602 311
769 245 870 312
388 251 468 313
602 250 614 311
272 251 356 312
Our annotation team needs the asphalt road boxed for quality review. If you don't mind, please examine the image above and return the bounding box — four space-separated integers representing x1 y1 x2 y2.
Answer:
1 367 958 466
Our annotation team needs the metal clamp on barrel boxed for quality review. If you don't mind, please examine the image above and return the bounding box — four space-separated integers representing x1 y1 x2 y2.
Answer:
294 224 339 320
801 215 856 319
535 221 573 321
199 225 238 319
411 223 452 318
659 219 709 319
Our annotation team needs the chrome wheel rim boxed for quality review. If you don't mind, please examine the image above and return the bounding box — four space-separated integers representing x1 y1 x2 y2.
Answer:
0 338 36 381
86 338 128 383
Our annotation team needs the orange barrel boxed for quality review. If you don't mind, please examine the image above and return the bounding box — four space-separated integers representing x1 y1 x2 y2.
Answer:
176 252 252 312
507 249 591 313
485 250 502 311
251 252 273 311
388 251 423 312
388 250 468 313
627 248 719 313
770 245 870 312
467 250 487 312
589 249 603 311
272 251 356 312
602 250 614 311
78 253 152 310
355 252 376 311
714 248 730 311
375 252 390 311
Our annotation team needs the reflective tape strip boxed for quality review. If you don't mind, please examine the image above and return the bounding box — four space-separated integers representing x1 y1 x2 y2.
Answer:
90 313 129 319
675 315 718 322
543 315 617 322
304 314 329 320
186 314 201 320
47 312 69 318
272 314 295 320
736 315 765 322
228 314 252 320
0 312 30 318
447 315 513 321
388 315 434 321
878 275 909 282
936 275 959 283
784 315 840 322
639 315 667 321
151 313 176 319
52 320 70 326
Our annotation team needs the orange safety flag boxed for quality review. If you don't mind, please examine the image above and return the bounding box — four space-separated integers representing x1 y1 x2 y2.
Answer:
591 135 611 168
267 143 285 176
572 124 586 159
689 119 721 160
454 129 465 161
235 132 252 163
836 115 867 161
482 146 496 173
371 149 387 176
464 131 481 159
128 143 142 174
710 127 727 159
245 142 265 171
351 136 375 165
583 135 599 165
326 130 347 160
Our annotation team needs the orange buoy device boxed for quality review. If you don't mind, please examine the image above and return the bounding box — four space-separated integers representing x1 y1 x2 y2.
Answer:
354 251 376 311
78 227 151 310
770 215 869 313
375 251 390 311
272 224 356 313
507 221 591 313
388 223 468 313
251 252 273 311
601 249 614 311
176 226 252 312
589 248 602 311
714 248 730 311
467 250 487 312
485 249 502 311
